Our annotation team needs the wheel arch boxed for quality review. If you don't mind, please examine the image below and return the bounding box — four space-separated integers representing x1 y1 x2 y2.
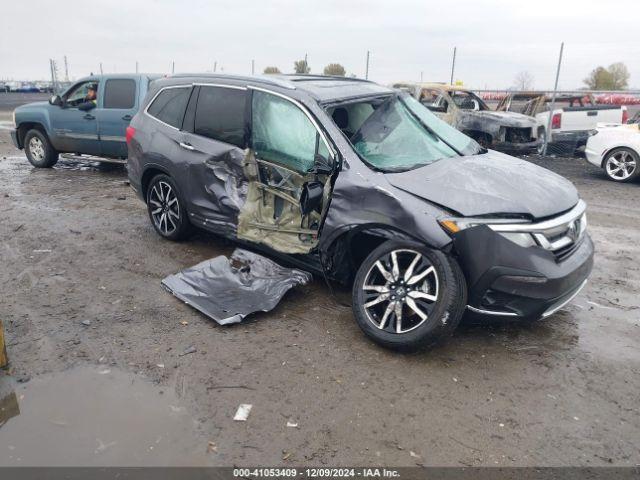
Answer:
17 122 49 147
600 145 639 169
322 224 450 284
140 165 172 202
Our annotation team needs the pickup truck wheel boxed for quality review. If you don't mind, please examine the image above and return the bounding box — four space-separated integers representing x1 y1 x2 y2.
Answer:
352 240 467 351
603 148 640 183
24 129 58 168
146 174 192 241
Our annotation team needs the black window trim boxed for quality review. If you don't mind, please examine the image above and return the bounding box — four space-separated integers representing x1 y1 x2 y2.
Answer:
144 84 193 130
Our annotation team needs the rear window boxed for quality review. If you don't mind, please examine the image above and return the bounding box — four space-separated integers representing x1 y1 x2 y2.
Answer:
194 86 246 147
103 79 136 109
147 87 192 129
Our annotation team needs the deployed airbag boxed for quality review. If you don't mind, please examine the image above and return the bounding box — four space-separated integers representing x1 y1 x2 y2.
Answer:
161 249 312 325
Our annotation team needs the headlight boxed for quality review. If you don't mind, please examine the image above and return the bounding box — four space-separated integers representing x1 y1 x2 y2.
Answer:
438 218 537 248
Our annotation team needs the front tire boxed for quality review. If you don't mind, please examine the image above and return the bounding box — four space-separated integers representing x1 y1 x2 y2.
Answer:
603 148 639 182
24 129 58 168
352 240 467 351
146 174 191 241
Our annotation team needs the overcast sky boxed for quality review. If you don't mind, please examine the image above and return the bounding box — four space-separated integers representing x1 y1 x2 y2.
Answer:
1 0 638 89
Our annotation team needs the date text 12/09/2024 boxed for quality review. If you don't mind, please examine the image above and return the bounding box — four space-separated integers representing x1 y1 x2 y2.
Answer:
233 468 401 478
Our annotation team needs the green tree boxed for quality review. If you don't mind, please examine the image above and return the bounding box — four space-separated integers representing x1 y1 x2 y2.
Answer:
294 59 310 74
323 63 346 76
263 66 281 74
584 63 630 90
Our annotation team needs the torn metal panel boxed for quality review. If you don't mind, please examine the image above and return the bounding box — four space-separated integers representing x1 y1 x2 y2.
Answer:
161 249 312 325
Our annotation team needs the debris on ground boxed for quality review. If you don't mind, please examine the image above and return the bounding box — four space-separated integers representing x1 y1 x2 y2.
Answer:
81 320 91 326
286 420 298 428
162 249 312 325
207 440 218 453
233 404 252 421
179 346 197 357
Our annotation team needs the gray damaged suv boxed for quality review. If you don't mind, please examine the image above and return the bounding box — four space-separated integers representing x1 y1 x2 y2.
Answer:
126 74 594 350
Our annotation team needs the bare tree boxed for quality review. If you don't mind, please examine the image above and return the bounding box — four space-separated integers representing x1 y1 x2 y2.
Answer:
513 71 534 91
323 63 346 76
608 62 630 89
294 59 310 74
263 66 281 74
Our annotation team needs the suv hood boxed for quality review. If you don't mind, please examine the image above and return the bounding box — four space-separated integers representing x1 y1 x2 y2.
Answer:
385 151 578 219
466 110 538 128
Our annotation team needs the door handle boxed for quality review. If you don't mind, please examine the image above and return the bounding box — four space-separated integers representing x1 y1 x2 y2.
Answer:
179 142 195 151
122 114 132 121
83 114 95 120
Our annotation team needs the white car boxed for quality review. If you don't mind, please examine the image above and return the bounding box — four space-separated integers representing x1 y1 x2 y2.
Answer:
585 124 640 182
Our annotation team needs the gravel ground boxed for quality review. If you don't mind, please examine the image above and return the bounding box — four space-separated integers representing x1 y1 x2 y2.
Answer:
0 94 638 466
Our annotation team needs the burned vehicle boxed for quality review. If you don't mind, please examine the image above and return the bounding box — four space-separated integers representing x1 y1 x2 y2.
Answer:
127 74 593 350
393 83 542 153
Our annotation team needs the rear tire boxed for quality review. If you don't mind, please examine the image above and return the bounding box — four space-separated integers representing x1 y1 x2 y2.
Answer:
24 129 58 168
146 174 192 241
603 147 640 183
352 240 467 351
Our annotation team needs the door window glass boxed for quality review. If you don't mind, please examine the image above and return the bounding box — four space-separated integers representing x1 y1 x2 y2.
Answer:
194 86 246 148
147 87 191 129
104 79 136 109
251 91 318 172
65 81 99 107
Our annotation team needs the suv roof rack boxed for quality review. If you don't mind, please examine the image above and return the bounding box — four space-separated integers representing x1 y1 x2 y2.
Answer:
282 74 374 84
168 73 297 90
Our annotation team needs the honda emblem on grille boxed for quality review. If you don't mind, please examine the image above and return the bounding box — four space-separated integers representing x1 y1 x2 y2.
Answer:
567 220 578 242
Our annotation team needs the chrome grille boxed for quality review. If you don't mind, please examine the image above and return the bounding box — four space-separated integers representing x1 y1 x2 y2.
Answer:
489 200 587 261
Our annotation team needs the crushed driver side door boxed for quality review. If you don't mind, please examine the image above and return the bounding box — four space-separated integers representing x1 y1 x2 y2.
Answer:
237 88 335 254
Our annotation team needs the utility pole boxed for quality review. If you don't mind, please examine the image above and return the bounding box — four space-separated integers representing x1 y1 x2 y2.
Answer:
63 55 69 82
365 50 370 80
135 61 139 73
213 61 217 73
251 59 255 75
542 42 565 156
99 62 103 75
449 47 457 85
50 59 59 93
172 61 175 74
420 71 423 83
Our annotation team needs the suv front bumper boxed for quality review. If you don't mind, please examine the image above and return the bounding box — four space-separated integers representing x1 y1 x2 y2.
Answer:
453 225 594 320
492 138 541 154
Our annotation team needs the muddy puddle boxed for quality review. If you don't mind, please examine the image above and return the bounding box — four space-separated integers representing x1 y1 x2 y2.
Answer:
0 366 214 466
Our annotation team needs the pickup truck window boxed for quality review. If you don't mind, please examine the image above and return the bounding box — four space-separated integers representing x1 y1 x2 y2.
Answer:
194 86 246 148
104 79 136 109
147 86 191 129
65 81 98 107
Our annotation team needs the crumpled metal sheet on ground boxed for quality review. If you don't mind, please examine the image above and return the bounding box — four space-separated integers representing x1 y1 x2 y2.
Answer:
161 249 312 325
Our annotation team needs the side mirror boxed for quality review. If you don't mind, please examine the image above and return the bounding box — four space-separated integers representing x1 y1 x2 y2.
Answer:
300 181 324 216
78 102 96 112
311 154 333 175
49 95 63 106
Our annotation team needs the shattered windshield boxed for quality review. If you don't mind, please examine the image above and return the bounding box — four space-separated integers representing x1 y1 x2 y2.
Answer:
342 94 481 172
